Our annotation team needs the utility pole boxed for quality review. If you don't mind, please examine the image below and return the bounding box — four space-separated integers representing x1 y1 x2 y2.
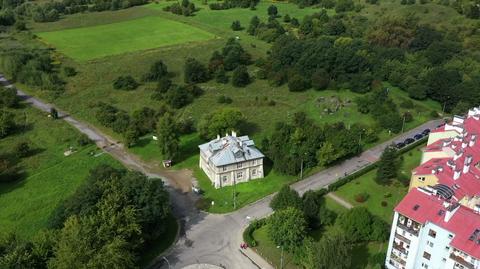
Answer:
300 158 304 180
233 177 236 210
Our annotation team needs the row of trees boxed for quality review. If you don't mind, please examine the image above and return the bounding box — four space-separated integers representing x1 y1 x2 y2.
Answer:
262 112 375 175
0 49 66 93
0 0 148 24
209 0 259 10
0 165 171 268
163 0 196 16
266 186 388 269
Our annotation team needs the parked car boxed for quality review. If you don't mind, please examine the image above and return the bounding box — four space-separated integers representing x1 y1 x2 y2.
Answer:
396 142 406 149
414 134 424 140
422 129 431 135
404 138 415 144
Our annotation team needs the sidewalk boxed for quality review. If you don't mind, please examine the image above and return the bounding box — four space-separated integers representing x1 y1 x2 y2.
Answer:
326 192 354 209
238 226 274 269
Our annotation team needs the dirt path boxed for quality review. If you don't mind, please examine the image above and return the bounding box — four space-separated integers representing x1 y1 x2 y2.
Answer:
326 192 354 209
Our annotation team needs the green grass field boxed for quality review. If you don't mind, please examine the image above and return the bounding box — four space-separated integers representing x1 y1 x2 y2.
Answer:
0 106 120 239
334 143 425 222
37 16 216 61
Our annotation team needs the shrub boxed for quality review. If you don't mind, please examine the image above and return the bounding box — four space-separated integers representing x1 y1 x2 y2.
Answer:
14 141 31 158
113 75 139 90
243 219 266 247
383 192 392 198
288 74 310 92
381 201 388 207
63 66 77 77
231 20 242 31
77 134 92 146
354 192 369 203
400 99 414 109
232 65 251 87
217 95 233 104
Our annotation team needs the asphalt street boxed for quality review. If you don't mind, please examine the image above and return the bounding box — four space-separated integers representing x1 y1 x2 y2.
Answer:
0 74 442 269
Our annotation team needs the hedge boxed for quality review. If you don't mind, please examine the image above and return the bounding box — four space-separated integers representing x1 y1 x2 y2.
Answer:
243 219 267 247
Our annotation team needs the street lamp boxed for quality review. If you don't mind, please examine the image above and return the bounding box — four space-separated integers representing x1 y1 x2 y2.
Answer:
276 245 284 269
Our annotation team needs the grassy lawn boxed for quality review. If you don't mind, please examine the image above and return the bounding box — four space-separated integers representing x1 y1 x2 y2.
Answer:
0 106 120 239
333 143 425 222
37 16 216 61
253 224 386 269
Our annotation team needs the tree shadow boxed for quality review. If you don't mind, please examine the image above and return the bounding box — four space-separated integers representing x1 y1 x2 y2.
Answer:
350 243 370 269
240 121 259 136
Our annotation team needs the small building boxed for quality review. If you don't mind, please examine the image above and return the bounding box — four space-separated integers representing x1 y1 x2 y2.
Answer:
198 131 264 189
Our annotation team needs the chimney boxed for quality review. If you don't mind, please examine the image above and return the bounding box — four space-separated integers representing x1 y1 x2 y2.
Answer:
454 149 464 161
217 134 220 140
474 114 480 121
466 154 473 165
454 169 462 180
462 140 468 149
432 169 437 175
444 203 460 222
443 139 452 147
464 163 471 174
232 131 237 137
470 135 477 147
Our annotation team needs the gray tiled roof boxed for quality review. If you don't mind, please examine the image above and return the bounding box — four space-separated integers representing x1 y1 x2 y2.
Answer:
199 134 264 167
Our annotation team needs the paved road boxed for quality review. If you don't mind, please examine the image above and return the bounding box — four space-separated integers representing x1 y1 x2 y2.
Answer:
1 75 442 269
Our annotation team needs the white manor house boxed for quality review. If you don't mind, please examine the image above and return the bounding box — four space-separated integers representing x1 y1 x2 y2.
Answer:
198 132 264 188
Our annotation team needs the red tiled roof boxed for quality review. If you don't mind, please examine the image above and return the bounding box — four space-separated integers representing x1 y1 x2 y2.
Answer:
395 189 480 259
395 114 480 259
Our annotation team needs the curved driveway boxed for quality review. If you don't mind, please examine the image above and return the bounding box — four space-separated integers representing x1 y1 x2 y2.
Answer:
1 74 442 269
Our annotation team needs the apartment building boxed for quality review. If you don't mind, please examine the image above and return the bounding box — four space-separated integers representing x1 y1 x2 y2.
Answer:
386 108 480 269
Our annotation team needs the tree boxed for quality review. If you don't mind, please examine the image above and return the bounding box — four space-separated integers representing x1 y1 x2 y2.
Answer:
198 108 244 139
247 15 260 35
283 14 291 22
0 87 18 108
164 85 193 109
268 207 307 251
316 229 352 269
231 65 250 87
311 69 329 90
144 60 169 81
270 185 302 211
376 146 398 185
50 108 58 120
302 190 320 228
336 207 388 242
288 74 310 92
231 20 242 31
184 58 210 84
0 110 14 138
267 5 278 17
113 75 139 90
215 68 229 83
124 125 140 148
156 113 179 160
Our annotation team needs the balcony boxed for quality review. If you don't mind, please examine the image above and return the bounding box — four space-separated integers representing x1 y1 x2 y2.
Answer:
393 242 408 255
397 222 419 236
450 253 474 269
395 232 411 244
390 252 407 266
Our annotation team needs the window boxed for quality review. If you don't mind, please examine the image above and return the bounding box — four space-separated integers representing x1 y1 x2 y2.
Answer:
448 234 453 239
222 176 227 182
442 258 447 262
445 246 450 250
427 241 434 247
252 159 256 165
223 166 227 172
423 251 431 260
237 162 242 169
237 172 243 179
419 176 426 182
428 229 437 238
252 169 256 176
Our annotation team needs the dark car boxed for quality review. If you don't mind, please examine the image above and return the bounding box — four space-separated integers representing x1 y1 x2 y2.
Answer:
396 142 406 149
404 138 415 144
422 129 431 135
414 134 424 140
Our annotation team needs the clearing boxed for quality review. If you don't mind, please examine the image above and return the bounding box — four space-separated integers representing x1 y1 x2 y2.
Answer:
37 16 216 61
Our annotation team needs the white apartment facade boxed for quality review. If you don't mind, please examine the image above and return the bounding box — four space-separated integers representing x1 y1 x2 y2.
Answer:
198 132 264 188
386 108 480 269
